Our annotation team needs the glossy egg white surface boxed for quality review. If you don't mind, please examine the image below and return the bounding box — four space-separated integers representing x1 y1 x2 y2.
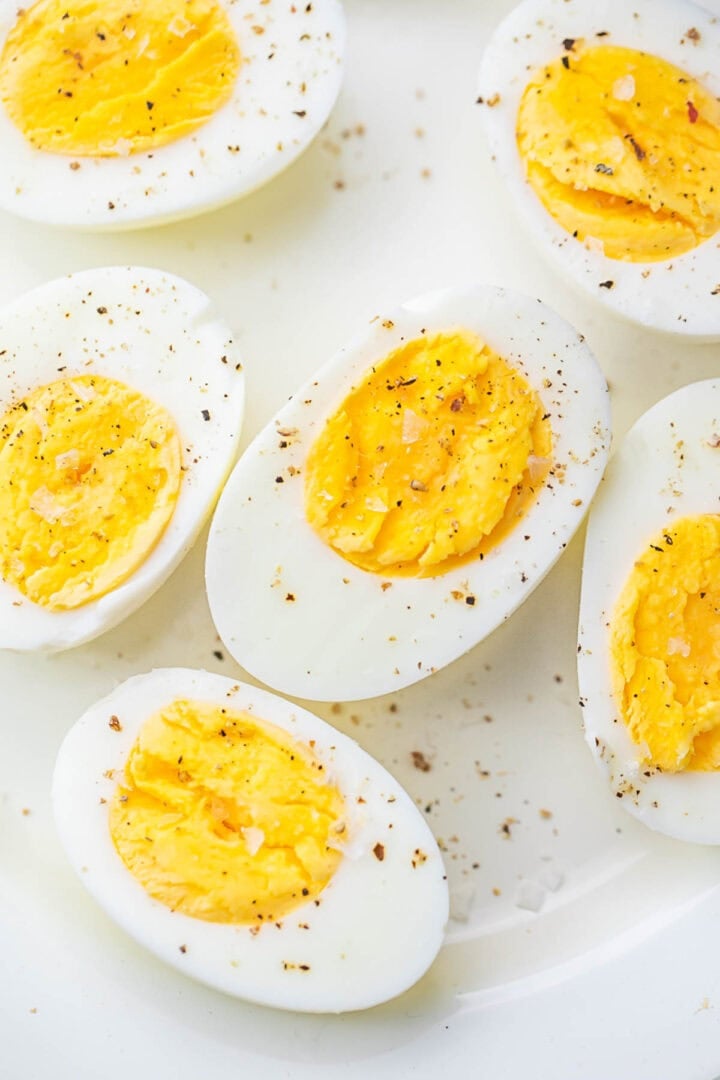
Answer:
478 0 720 339
0 0 345 230
52 667 449 1013
578 379 720 843
206 284 611 702
0 266 244 651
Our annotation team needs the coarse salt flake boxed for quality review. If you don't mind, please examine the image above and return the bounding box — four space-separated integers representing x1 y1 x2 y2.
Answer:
612 74 636 101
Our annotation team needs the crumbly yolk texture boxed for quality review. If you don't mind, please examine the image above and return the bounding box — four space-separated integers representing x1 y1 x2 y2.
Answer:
0 374 181 610
0 0 241 156
304 331 552 576
516 44 720 261
610 515 720 772
109 699 346 924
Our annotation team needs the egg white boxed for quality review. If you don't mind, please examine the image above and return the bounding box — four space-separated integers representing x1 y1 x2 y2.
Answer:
478 0 720 339
0 266 244 651
0 0 345 229
52 667 449 1013
579 379 720 843
205 283 611 702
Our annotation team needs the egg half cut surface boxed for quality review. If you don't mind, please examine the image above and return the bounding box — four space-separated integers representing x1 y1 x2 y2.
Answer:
578 379 720 844
0 266 244 651
206 284 611 702
0 0 345 229
478 0 720 339
52 667 449 1013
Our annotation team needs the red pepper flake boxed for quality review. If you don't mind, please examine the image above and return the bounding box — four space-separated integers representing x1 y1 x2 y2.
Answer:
599 280 615 289
411 750 432 772
373 842 385 861
285 592 296 602
687 100 699 123
562 37 576 51
108 715 122 731
499 817 518 839
179 944 187 954
561 55 570 69
97 306 107 314
686 26 701 42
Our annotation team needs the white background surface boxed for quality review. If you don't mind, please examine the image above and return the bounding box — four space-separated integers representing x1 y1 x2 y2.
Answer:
2 2 720 1077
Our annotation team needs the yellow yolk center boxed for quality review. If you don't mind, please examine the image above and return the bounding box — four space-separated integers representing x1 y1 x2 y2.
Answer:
610 515 720 772
109 699 346 924
516 44 720 261
0 374 181 610
304 331 552 576
0 0 241 156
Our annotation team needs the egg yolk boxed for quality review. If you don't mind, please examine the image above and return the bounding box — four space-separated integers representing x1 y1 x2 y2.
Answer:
516 44 720 261
0 374 181 610
109 699 346 924
304 331 551 576
610 515 720 771
0 0 241 156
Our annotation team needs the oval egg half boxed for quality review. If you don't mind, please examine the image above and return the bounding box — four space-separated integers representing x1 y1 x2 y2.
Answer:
52 667 449 1013
478 0 720 338
206 283 611 702
0 0 345 229
0 266 244 651
579 379 720 843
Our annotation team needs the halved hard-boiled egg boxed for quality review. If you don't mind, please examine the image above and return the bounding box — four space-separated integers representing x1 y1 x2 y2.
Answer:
579 380 720 842
52 667 449 1012
478 0 720 338
0 266 244 651
0 0 345 229
206 284 611 702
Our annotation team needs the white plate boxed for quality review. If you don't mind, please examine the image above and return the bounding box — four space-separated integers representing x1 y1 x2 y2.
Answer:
3 2 720 1077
